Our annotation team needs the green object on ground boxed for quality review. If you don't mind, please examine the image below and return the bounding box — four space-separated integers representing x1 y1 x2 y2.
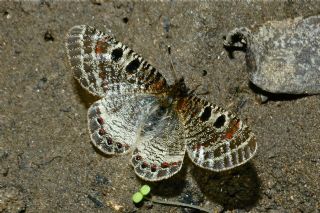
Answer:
140 185 151 196
132 192 143 203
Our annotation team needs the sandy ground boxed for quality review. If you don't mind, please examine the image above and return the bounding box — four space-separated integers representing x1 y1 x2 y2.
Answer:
0 1 319 212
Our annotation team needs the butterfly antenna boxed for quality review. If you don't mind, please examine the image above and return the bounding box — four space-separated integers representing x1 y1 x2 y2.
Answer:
167 46 178 81
188 84 200 96
188 83 210 96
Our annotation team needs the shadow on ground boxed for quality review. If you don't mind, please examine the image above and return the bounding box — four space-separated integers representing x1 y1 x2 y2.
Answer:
74 79 100 109
248 82 311 103
192 161 261 210
132 156 260 211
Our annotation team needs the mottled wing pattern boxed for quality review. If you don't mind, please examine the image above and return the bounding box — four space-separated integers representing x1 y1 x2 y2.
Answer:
175 96 257 171
131 104 186 181
88 94 159 155
66 25 168 97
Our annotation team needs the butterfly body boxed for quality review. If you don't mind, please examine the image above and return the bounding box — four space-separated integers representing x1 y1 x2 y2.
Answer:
66 25 257 181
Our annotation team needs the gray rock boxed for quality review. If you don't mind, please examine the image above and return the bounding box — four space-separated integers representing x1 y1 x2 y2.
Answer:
224 15 320 95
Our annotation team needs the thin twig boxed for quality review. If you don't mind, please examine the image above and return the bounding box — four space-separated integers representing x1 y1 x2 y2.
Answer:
145 197 212 213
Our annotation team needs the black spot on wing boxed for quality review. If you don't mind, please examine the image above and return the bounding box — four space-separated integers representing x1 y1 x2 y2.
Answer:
213 114 226 128
126 58 140 74
111 48 123 62
200 106 211 122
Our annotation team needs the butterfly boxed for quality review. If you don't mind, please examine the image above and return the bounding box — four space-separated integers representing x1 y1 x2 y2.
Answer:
66 25 257 181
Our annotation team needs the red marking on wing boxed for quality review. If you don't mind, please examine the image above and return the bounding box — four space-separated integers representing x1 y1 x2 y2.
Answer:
150 79 166 91
151 164 157 172
171 162 178 166
225 119 241 140
98 128 106 135
95 37 110 55
97 117 104 125
95 40 104 54
161 162 169 168
116 142 122 149
176 98 189 113
107 137 113 145
141 162 149 168
171 161 181 167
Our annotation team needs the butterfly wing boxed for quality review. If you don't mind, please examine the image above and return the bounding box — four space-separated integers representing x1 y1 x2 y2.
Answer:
66 25 168 97
131 105 186 181
89 92 186 181
175 96 257 171
88 94 160 155
66 25 171 155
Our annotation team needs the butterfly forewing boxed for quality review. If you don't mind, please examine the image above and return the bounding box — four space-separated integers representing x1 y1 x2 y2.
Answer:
66 25 168 97
175 96 257 171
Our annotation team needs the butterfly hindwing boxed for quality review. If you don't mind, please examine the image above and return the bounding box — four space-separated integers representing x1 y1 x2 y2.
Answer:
131 105 186 181
88 94 163 155
175 96 257 171
66 25 168 97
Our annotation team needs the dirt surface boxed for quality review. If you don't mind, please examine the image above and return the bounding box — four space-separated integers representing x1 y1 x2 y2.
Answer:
0 1 319 212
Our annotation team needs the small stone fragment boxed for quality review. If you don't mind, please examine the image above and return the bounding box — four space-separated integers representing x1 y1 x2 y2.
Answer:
44 30 54 42
224 15 320 95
